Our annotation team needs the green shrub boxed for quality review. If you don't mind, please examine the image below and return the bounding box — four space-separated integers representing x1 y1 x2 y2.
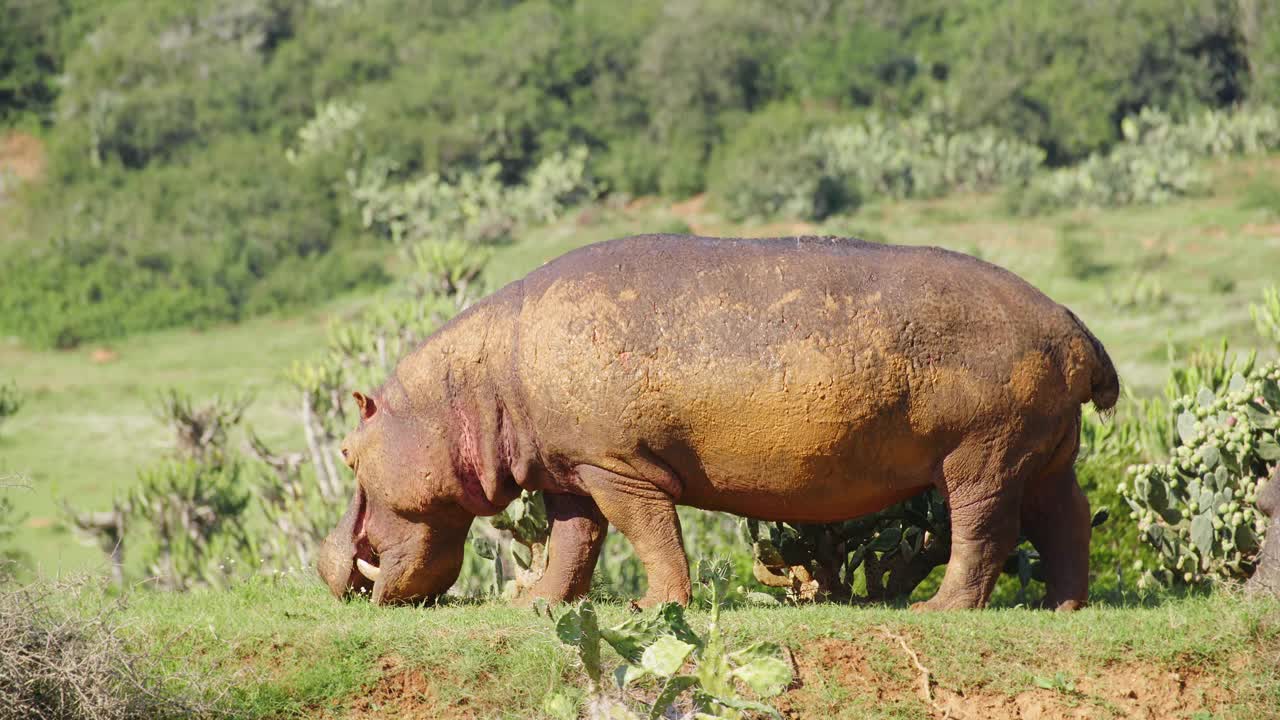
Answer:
707 104 848 221
711 102 1045 221
0 380 22 436
1056 231 1110 281
0 490 27 582
1009 106 1280 214
935 0 1252 163
1254 286 1280 346
0 0 64 126
1120 362 1280 589
1119 295 1280 592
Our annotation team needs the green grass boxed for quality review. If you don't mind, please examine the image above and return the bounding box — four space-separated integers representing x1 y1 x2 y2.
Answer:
80 579 1280 718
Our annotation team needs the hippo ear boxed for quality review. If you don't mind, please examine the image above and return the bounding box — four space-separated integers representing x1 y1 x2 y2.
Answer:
353 391 378 421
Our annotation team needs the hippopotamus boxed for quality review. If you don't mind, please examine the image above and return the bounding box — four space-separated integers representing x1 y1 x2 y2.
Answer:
318 234 1119 611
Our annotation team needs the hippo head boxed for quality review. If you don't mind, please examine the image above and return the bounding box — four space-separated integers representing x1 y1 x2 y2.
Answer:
317 391 474 604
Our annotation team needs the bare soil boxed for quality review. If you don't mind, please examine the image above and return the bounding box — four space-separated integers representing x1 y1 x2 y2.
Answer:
776 635 1235 720
340 655 502 720
323 636 1246 720
0 131 46 183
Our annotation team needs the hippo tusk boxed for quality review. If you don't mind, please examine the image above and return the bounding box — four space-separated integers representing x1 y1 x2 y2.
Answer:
356 558 381 582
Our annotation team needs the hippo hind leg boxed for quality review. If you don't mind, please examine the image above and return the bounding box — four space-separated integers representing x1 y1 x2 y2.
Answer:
912 435 1027 611
1020 416 1091 611
1020 468 1090 610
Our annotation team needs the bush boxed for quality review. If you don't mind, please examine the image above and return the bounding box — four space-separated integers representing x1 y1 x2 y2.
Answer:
0 379 21 435
1008 105 1280 214
1121 361 1280 589
935 0 1251 163
0 131 388 348
710 102 1045 221
0 583 225 719
0 487 27 582
707 104 849 221
0 0 64 126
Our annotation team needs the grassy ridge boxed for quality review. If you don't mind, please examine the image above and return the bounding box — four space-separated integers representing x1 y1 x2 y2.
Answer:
94 579 1280 718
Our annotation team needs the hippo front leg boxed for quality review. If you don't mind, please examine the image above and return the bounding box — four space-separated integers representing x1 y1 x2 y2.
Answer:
525 493 608 603
576 464 691 607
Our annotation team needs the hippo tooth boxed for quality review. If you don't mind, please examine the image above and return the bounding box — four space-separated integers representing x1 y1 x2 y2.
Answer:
356 558 381 582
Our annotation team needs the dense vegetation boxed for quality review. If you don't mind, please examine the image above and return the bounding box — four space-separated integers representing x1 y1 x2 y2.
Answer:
3 0 1280 346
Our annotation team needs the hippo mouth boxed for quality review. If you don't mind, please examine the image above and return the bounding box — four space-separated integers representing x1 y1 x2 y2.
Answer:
352 489 382 588
319 482 470 606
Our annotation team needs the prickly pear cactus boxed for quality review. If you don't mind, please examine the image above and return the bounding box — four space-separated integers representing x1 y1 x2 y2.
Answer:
745 490 951 603
472 490 551 596
1121 363 1280 588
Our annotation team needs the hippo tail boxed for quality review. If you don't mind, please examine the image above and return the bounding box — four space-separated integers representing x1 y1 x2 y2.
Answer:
1064 308 1120 414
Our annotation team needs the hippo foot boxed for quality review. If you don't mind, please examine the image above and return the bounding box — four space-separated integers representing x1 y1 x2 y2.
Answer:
1039 597 1085 612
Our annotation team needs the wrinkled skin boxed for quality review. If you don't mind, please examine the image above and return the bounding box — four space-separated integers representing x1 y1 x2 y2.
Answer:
318 235 1119 610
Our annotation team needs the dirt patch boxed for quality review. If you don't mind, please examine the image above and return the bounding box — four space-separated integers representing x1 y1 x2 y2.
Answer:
776 637 914 717
780 634 1233 720
340 655 501 720
1242 222 1280 239
929 663 1226 720
669 193 707 220
0 131 46 184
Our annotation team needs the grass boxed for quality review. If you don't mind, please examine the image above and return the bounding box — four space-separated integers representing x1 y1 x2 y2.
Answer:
61 578 1279 719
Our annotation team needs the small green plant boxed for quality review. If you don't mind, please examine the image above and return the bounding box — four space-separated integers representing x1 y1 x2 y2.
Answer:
1107 272 1169 309
1239 176 1280 216
1121 362 1280 588
472 490 551 598
0 489 29 582
1253 286 1280 346
547 563 793 719
1057 233 1109 281
0 380 22 436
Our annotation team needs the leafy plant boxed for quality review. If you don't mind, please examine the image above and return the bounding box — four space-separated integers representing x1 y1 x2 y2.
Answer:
1253 286 1280 346
1121 363 1280 588
127 459 255 591
1009 105 1280 214
710 100 1045 221
547 563 793 719
0 380 22 436
745 492 950 604
347 140 597 246
1056 232 1109 281
0 490 28 583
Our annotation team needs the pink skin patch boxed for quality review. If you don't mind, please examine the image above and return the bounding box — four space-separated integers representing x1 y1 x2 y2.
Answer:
453 409 501 515
353 488 377 566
